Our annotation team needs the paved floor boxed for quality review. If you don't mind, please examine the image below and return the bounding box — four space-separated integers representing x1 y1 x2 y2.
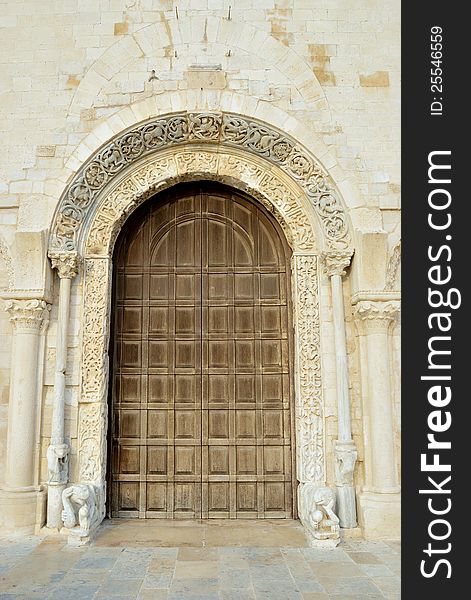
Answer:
0 520 400 600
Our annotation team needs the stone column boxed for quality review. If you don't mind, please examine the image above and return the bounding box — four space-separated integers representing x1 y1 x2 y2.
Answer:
322 251 358 529
353 297 400 538
46 252 78 529
0 298 50 532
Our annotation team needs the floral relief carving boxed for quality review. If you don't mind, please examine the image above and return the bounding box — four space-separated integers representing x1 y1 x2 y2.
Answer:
78 402 107 485
86 151 318 256
292 255 324 483
258 173 315 251
217 154 265 183
81 259 111 404
132 156 177 190
175 151 219 174
50 112 351 253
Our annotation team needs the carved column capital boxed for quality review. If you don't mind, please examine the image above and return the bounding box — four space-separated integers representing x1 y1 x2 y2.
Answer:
321 250 353 278
353 300 400 335
49 252 79 279
4 298 51 332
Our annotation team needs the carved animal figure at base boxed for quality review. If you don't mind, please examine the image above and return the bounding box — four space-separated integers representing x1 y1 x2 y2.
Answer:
299 482 340 541
61 484 100 534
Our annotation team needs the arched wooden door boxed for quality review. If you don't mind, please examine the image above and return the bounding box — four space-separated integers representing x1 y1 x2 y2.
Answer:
110 182 295 519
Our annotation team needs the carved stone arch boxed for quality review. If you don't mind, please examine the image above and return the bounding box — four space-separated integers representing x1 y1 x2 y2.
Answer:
49 111 353 256
82 148 319 258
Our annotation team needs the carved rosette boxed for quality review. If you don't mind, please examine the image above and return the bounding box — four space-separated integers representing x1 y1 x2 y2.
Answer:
49 252 79 279
292 255 324 483
321 250 353 278
353 300 400 335
49 111 351 254
4 299 51 333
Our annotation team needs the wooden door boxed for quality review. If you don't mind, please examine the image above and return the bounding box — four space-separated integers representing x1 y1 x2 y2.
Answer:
110 183 294 519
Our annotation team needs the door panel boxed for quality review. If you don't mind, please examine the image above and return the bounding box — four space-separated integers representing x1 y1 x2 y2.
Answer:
111 183 294 519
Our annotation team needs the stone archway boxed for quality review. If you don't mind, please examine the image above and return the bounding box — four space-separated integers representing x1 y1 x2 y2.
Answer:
47 111 355 545
109 181 297 519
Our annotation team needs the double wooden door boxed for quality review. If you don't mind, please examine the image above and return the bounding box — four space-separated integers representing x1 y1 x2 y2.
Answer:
110 183 295 519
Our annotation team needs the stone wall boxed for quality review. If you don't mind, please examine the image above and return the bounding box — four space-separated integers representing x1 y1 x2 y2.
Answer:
0 0 400 522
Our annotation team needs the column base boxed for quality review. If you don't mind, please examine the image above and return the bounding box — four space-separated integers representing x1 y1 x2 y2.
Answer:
298 482 340 548
61 523 101 547
358 491 401 539
0 486 46 535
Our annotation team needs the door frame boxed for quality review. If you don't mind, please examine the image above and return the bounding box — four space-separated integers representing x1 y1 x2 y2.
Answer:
107 182 298 519
49 113 355 538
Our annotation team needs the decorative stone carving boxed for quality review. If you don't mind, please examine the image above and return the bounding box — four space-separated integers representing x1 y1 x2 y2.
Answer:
85 150 319 256
334 440 357 487
353 300 400 335
78 403 108 486
61 484 101 537
4 299 50 332
81 259 111 404
175 150 218 174
257 173 316 251
292 255 324 483
0 238 14 290
385 240 401 290
49 252 79 279
49 111 351 254
321 250 353 278
85 158 177 255
298 482 340 547
47 443 69 485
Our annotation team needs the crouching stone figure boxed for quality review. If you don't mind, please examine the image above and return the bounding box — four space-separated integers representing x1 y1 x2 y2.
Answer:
299 482 340 547
61 484 100 535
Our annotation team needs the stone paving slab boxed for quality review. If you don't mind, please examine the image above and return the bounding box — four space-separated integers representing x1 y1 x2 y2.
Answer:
0 522 400 599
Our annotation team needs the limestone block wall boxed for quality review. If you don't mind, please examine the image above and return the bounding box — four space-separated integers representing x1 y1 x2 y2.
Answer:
0 0 400 499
